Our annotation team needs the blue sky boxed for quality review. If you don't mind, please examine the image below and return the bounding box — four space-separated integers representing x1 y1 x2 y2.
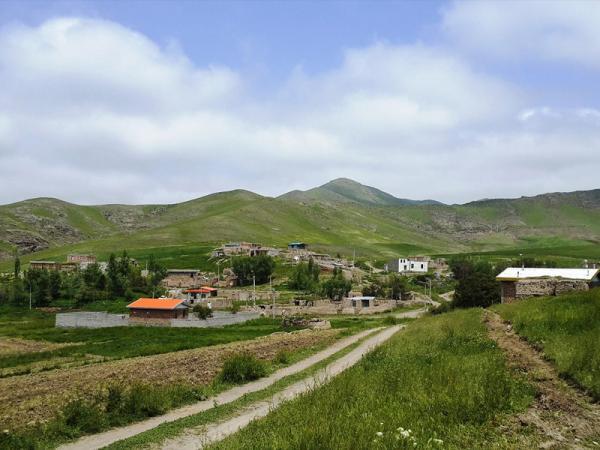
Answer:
0 1 599 204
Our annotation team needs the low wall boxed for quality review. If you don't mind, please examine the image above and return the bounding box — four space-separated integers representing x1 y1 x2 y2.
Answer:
170 312 260 328
56 312 129 328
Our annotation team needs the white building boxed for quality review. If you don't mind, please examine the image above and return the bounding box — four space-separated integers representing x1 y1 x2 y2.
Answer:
386 258 429 274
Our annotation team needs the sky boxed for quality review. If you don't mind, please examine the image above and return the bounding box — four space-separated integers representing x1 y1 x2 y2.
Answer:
0 0 599 205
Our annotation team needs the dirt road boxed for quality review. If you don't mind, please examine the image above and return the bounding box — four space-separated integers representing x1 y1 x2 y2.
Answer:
160 325 402 450
59 327 384 450
485 311 600 448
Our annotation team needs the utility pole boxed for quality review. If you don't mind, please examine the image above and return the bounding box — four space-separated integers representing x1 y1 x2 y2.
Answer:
253 274 256 308
29 283 32 310
520 253 524 269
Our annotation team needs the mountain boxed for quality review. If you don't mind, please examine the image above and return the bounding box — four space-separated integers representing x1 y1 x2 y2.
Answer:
1 180 599 266
279 178 442 206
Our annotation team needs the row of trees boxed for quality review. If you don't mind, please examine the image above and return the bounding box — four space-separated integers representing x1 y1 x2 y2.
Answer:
287 260 352 301
231 255 276 286
0 252 167 308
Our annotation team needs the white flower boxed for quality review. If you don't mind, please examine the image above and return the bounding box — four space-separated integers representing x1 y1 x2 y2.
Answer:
397 426 404 432
433 438 444 445
380 422 384 426
2 430 9 434
401 430 410 438
376 431 384 437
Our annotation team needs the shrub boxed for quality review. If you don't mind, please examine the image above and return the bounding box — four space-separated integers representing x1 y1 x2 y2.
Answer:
62 398 107 433
124 384 170 417
193 304 213 320
431 301 454 315
220 353 267 384
229 303 241 314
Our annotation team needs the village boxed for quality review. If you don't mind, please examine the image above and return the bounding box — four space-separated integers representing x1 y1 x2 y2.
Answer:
20 241 598 331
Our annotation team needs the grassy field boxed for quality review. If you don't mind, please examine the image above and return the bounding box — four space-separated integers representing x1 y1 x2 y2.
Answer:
494 288 600 399
0 309 285 376
211 309 536 450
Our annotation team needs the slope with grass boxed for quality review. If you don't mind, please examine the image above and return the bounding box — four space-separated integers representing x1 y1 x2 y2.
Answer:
2 181 600 268
494 288 600 400
211 309 537 449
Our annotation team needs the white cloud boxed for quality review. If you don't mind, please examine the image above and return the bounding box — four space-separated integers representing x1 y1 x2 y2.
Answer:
0 16 599 205
442 1 600 69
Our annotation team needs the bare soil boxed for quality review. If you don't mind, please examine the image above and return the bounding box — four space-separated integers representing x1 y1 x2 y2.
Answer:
0 329 339 430
484 311 600 449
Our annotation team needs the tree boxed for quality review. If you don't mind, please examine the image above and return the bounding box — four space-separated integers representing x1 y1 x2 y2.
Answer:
387 274 409 300
321 267 352 301
453 260 500 308
24 269 52 307
147 254 167 297
231 255 275 286
106 253 125 297
289 258 320 292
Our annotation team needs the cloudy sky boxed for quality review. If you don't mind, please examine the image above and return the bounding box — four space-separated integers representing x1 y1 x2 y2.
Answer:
1 1 599 205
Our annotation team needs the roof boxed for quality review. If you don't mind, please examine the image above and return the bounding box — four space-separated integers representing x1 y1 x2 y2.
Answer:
351 296 376 300
166 269 200 274
30 260 57 264
496 267 600 281
127 298 187 310
184 287 217 293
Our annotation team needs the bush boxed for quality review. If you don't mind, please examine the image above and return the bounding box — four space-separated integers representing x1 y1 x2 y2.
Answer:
62 398 107 433
193 304 213 320
229 303 241 314
124 384 170 417
220 353 267 384
431 301 454 315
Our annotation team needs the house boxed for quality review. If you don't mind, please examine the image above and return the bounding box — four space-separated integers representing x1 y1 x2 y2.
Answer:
163 269 201 288
29 261 61 271
184 287 218 304
127 298 189 320
67 254 96 269
496 267 600 303
288 242 307 250
221 242 262 256
386 258 429 273
348 296 376 308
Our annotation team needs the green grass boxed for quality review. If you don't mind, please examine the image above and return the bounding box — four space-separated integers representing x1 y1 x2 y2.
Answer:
494 288 600 400
211 309 535 450
0 309 285 375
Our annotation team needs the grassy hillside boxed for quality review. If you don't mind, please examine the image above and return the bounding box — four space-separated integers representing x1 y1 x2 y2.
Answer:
494 288 600 399
1 182 599 269
211 309 536 449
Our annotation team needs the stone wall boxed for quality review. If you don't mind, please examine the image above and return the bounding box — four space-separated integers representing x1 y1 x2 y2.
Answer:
515 279 589 299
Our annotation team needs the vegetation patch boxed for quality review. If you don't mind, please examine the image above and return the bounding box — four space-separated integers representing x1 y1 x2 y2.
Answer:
219 354 267 384
210 309 535 450
494 288 600 399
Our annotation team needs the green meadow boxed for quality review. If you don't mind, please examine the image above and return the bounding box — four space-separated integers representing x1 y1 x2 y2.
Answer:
494 288 600 399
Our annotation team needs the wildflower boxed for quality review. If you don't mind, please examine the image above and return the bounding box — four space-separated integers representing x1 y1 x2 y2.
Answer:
400 430 410 439
380 422 384 426
433 438 444 445
376 431 384 437
2 429 9 434
397 426 405 432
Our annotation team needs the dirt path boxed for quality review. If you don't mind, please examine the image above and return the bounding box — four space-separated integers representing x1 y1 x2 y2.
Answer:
484 311 600 449
58 327 383 450
394 307 428 319
159 325 402 450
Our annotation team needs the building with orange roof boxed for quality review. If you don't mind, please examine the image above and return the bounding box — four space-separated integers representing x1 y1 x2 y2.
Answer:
184 287 218 304
127 298 190 320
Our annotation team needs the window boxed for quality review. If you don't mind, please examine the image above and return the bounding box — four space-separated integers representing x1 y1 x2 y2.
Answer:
411 264 414 269
421 264 424 269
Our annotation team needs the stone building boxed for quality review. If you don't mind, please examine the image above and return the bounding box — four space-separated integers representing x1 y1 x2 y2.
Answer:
163 269 201 288
496 267 600 303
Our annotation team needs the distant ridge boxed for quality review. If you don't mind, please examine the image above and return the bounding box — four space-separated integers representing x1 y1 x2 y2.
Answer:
279 178 442 206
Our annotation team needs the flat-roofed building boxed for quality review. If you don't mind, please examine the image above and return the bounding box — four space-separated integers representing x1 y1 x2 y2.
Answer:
496 267 600 303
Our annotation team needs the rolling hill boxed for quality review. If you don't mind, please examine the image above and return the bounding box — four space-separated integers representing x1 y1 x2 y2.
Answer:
1 179 599 267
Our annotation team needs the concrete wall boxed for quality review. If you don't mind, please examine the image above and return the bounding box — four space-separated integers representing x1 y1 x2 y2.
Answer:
56 312 129 328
